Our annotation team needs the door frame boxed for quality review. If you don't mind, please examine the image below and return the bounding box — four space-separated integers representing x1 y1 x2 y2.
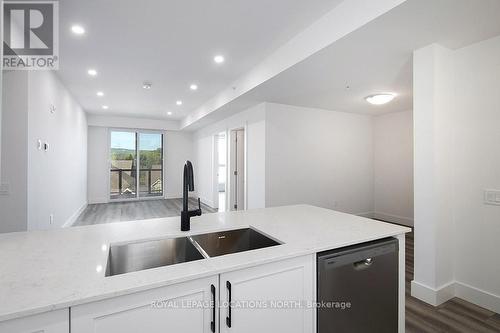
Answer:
107 128 166 202
212 132 228 211
227 124 248 211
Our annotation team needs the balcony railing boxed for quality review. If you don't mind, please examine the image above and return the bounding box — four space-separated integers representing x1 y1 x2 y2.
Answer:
110 168 163 198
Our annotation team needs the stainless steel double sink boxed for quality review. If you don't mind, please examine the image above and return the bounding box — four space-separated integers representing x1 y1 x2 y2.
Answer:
106 228 282 276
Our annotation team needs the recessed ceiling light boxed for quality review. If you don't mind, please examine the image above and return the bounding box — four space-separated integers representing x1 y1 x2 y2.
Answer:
142 82 152 90
71 25 85 35
190 84 198 91
167 111 173 116
214 55 225 64
96 91 104 97
365 93 396 105
176 100 183 106
102 105 109 110
87 69 98 76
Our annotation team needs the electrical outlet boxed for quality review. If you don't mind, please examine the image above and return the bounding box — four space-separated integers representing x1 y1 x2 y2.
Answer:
484 189 500 206
49 214 54 225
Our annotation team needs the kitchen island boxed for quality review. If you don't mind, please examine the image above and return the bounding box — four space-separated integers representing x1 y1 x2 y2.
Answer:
0 205 410 332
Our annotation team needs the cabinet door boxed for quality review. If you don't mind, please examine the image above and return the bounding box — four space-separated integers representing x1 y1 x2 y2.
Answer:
0 309 69 333
71 275 218 333
219 255 315 333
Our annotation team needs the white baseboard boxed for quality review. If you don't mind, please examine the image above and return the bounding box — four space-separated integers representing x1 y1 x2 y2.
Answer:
373 211 413 226
411 279 500 313
88 197 108 204
411 280 455 306
356 212 374 218
63 202 88 228
455 281 500 314
199 197 216 209
165 193 182 199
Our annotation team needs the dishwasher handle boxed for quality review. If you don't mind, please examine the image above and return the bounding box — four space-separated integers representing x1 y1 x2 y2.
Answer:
319 238 397 270
353 258 374 271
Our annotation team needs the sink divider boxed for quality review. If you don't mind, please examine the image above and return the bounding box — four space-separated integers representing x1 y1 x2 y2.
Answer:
188 236 211 259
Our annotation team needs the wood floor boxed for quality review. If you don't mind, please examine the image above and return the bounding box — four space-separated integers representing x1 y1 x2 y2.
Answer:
405 232 500 333
74 204 500 332
74 198 217 226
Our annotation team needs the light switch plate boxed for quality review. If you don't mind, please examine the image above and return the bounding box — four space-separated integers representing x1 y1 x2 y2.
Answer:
484 189 500 206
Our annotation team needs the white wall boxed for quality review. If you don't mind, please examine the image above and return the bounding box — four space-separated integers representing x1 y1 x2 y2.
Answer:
87 127 194 203
0 71 29 233
164 131 195 198
413 36 500 313
87 126 109 204
0 3 3 178
1 71 87 232
193 103 266 209
413 44 456 306
265 103 374 214
27 71 88 230
452 36 500 311
373 111 414 226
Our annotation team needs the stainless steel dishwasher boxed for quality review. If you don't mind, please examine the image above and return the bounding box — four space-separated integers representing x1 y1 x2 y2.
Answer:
317 237 398 333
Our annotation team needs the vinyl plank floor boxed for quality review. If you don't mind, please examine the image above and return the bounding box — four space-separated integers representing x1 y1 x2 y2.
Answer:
404 231 500 333
74 198 217 226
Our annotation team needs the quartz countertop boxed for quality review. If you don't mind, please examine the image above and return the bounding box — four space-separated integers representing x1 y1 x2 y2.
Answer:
0 205 410 322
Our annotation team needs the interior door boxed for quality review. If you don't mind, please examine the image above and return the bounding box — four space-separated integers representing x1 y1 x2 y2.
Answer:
229 129 245 210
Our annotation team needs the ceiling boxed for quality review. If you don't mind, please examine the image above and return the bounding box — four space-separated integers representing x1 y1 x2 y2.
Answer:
221 0 500 118
57 0 343 120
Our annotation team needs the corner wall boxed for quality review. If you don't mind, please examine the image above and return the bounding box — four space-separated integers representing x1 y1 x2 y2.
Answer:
265 103 374 215
27 71 88 230
1 71 88 232
413 37 500 313
0 72 29 233
373 110 414 226
193 103 266 209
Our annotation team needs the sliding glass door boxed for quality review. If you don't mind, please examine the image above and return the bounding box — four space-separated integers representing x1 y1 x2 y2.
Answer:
138 133 163 198
109 130 163 200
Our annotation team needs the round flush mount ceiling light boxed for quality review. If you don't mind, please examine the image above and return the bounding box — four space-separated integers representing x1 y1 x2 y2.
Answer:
167 111 173 116
71 25 85 35
365 93 396 105
214 55 225 64
176 100 183 106
102 105 109 110
96 91 104 97
87 69 98 76
142 82 152 90
190 84 198 91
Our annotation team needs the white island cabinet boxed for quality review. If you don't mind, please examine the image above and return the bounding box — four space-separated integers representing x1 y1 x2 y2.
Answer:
219 255 315 333
71 275 218 333
71 255 314 333
0 309 68 333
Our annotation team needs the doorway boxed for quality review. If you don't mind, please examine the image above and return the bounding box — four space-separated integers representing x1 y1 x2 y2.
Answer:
109 130 164 201
215 132 227 212
229 128 245 211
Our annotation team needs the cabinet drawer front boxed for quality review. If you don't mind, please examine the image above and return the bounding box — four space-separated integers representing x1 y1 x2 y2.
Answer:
0 309 69 333
71 276 218 333
220 255 315 333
